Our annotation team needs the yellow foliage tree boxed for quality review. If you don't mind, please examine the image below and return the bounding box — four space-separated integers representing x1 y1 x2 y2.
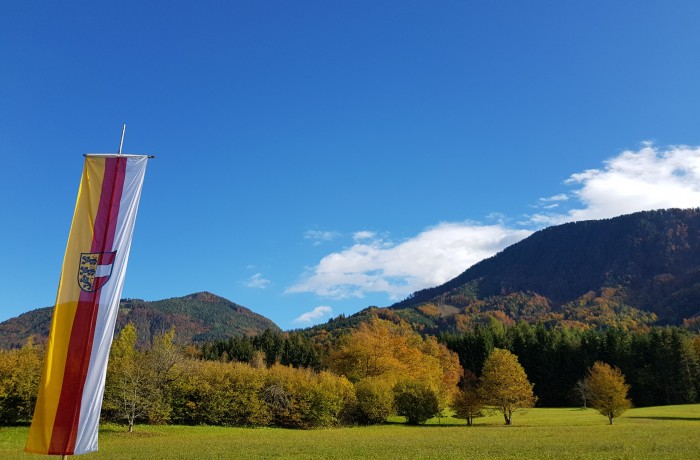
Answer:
103 324 184 431
587 361 632 425
0 337 43 424
478 348 536 425
328 317 461 409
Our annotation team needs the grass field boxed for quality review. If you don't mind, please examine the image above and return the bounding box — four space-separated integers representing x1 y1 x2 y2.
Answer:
3 405 700 459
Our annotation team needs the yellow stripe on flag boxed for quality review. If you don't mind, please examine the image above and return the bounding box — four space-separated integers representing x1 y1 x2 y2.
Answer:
26 158 106 453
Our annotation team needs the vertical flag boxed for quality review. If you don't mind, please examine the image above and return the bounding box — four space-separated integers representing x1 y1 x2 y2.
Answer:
26 154 149 456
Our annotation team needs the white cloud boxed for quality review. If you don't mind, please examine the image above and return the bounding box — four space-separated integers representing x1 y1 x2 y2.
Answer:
566 144 700 220
293 305 333 324
245 273 271 289
353 230 376 241
531 144 700 225
289 143 700 303
304 230 341 246
287 223 532 300
539 193 569 203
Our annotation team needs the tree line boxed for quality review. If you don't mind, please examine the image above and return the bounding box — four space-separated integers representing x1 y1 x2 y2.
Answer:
440 319 700 407
0 320 461 428
200 329 321 370
0 316 693 429
200 308 700 409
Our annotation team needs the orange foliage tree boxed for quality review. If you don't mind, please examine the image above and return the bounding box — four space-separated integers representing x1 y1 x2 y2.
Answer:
587 361 632 425
328 316 462 412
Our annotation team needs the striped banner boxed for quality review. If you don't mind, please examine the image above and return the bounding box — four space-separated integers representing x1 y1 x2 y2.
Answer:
26 155 149 456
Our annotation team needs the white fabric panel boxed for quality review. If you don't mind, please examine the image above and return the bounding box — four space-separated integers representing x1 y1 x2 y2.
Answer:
73 156 148 455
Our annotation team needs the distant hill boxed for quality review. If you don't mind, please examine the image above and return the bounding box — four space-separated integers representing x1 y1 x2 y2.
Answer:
312 209 700 335
0 292 280 349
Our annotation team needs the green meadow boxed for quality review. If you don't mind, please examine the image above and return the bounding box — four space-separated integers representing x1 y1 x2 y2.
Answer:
4 405 700 459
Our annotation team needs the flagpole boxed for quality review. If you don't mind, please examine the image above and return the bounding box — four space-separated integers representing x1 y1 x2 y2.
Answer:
118 124 126 155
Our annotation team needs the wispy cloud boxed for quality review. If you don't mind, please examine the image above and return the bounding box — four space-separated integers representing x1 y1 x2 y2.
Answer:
292 305 333 324
353 230 376 241
540 193 569 203
304 230 341 246
287 223 532 300
245 273 271 289
537 193 569 209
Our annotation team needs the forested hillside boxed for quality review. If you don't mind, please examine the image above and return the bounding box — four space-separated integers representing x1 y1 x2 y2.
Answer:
0 292 279 348
382 209 700 332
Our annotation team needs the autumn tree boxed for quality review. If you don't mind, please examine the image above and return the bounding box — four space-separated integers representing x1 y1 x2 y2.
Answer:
170 360 269 426
587 361 632 425
328 316 461 407
103 324 185 431
261 364 354 428
450 370 484 426
145 326 186 423
103 324 150 431
478 348 536 425
0 338 43 424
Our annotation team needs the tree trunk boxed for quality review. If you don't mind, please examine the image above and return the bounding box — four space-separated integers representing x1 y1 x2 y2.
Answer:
467 415 473 426
503 409 513 425
608 414 614 425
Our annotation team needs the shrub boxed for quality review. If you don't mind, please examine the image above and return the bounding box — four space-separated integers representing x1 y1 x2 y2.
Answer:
393 379 440 425
170 360 269 426
353 377 394 424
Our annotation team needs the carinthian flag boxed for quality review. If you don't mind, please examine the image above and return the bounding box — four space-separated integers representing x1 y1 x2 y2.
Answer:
26 154 148 456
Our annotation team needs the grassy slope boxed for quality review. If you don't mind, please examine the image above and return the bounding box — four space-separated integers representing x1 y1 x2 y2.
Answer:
3 405 699 459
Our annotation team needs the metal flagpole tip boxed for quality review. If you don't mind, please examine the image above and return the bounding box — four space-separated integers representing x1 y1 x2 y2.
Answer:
118 124 126 156
82 126 156 158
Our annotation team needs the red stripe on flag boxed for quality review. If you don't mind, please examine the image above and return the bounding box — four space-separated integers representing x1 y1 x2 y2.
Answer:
49 157 127 454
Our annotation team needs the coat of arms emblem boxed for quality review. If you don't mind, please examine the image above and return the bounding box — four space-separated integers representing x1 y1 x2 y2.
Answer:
78 252 116 292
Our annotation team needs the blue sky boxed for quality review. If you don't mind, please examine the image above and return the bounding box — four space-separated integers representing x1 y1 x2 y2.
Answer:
3 1 700 330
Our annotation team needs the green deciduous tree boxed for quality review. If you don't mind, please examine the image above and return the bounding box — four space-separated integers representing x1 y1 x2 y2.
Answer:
353 377 394 424
393 379 440 425
587 361 632 425
479 348 536 425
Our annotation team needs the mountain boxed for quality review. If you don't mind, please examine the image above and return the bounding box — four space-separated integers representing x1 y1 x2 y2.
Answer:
386 208 700 331
310 209 700 335
0 292 280 349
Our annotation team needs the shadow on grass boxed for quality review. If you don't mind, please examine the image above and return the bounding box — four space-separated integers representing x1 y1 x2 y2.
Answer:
627 416 700 422
99 425 163 437
384 419 504 428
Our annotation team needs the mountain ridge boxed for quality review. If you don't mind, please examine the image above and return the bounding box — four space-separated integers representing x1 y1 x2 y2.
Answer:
0 291 280 349
385 208 700 330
